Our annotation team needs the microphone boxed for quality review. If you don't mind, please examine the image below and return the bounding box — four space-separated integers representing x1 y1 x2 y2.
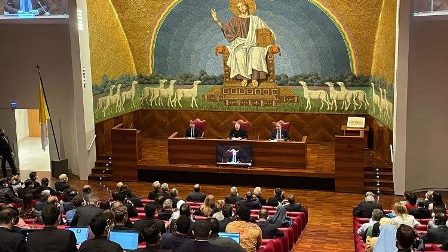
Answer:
37 1 50 15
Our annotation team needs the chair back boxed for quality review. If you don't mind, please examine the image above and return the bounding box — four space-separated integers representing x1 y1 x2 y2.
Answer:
190 118 206 137
272 120 290 131
233 119 250 131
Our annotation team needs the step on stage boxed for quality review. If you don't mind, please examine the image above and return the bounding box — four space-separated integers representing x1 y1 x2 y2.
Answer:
137 138 336 190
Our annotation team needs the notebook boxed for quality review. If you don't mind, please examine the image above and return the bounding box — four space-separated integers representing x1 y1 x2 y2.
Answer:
65 227 89 245
108 230 139 250
218 232 240 244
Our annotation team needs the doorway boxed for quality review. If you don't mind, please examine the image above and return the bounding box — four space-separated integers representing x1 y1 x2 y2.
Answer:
15 109 51 173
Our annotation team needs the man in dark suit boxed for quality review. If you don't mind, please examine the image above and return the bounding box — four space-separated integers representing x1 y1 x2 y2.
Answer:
0 208 26 252
28 172 40 188
243 192 262 210
0 129 17 177
177 220 227 252
267 188 286 207
409 200 431 219
160 215 193 250
353 192 383 218
284 194 306 212
79 215 123 252
27 204 77 252
186 121 200 138
228 122 248 140
257 209 284 239
219 204 234 232
225 186 244 205
0 178 22 204
71 196 103 227
33 177 58 198
54 173 70 193
209 218 245 252
186 184 206 202
134 202 166 242
422 212 448 244
269 122 290 141
253 187 267 205
138 220 171 252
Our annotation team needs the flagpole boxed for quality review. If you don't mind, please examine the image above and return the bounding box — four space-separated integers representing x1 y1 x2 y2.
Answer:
36 65 61 160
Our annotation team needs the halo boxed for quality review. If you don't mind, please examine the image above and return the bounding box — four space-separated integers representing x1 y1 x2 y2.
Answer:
229 0 256 16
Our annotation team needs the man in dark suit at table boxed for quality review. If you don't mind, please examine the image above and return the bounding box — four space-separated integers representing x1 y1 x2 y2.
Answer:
228 122 248 140
186 121 200 138
269 122 289 141
0 129 18 177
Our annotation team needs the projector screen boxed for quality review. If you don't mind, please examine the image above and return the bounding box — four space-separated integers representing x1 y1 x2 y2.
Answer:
216 144 252 166
1 0 69 18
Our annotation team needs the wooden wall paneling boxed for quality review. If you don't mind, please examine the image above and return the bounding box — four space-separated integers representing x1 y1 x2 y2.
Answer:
370 119 393 163
334 134 365 193
27 109 40 137
111 125 139 181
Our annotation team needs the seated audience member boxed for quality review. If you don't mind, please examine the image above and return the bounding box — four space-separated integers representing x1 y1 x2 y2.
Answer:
226 205 262 252
403 192 417 212
212 200 226 221
148 181 161 200
47 196 59 206
209 218 245 252
391 203 421 228
55 174 70 193
396 224 416 252
29 172 40 188
421 212 448 244
371 224 397 252
268 205 292 228
158 199 174 221
111 205 131 230
101 209 115 229
160 183 171 200
424 190 434 208
253 187 266 205
228 122 248 140
170 188 180 208
169 202 194 232
195 195 215 217
364 219 391 252
186 184 206 202
177 219 227 252
409 199 431 219
60 189 78 214
135 202 166 238
269 122 290 141
186 121 200 138
66 195 84 225
138 221 171 252
244 192 261 210
284 194 306 212
79 215 123 252
257 208 284 239
82 185 92 202
17 179 36 199
27 204 77 252
353 191 383 218
71 196 103 227
225 187 244 205
113 191 138 218
219 204 234 232
428 206 447 230
357 209 383 237
33 177 58 198
169 200 186 225
19 193 38 219
161 215 193 250
35 190 51 211
267 188 285 207
10 176 22 195
0 178 22 204
429 192 446 212
0 208 26 252
99 200 111 211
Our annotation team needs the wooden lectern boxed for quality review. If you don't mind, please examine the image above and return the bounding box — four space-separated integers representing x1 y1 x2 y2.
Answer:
111 124 141 181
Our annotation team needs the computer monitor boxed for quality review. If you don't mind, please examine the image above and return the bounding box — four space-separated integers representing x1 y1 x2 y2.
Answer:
216 144 252 166
218 232 240 244
108 230 139 251
66 227 89 245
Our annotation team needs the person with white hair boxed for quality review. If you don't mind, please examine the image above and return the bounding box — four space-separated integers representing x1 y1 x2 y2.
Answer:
148 181 161 200
158 199 174 221
225 186 243 204
253 187 266 205
186 184 206 202
55 173 70 192
353 192 383 218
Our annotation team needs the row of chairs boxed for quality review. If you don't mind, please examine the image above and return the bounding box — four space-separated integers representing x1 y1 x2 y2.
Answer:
353 210 446 252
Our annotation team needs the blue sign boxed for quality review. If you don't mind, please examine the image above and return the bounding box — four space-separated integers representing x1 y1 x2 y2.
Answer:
10 101 17 109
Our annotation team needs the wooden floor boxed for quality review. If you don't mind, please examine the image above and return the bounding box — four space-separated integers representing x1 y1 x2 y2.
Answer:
34 171 401 252
138 138 335 177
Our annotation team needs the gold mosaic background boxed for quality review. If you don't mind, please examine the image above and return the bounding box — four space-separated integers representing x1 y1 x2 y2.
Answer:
87 0 397 85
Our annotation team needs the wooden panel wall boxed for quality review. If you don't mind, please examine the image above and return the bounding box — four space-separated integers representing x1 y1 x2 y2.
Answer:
28 109 41 137
335 135 365 193
95 110 393 160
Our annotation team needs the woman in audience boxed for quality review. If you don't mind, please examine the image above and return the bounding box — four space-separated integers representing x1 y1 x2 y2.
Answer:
391 203 421 228
268 205 292 228
403 192 417 212
195 195 215 217
19 194 38 220
370 224 397 252
429 192 446 212
212 200 226 221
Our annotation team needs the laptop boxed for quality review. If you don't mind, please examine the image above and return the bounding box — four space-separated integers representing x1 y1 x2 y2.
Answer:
108 230 139 251
65 227 89 245
218 232 240 244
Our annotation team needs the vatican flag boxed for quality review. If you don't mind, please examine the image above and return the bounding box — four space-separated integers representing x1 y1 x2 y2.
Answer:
39 83 50 151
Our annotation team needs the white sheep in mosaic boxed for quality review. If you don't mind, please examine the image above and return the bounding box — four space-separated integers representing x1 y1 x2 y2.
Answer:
299 81 331 110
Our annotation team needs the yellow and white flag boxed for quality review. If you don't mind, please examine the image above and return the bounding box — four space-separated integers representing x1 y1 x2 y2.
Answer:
39 83 50 151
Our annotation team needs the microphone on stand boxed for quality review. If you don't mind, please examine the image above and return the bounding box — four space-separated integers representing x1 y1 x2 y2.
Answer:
37 1 50 16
